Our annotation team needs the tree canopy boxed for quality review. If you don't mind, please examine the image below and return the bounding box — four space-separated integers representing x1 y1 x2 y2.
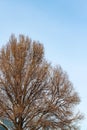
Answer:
0 35 83 130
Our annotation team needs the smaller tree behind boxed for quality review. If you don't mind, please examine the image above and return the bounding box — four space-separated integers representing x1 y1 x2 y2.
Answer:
0 35 83 130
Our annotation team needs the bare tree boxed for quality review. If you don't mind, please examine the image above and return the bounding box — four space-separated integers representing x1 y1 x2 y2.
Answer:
0 120 8 130
0 35 83 130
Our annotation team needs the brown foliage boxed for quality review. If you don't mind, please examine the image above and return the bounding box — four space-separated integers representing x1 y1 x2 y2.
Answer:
0 35 83 130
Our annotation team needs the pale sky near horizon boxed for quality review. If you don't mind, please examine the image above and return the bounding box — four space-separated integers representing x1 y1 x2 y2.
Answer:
0 0 87 129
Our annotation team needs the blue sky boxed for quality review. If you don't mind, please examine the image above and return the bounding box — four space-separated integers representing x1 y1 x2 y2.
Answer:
0 0 87 129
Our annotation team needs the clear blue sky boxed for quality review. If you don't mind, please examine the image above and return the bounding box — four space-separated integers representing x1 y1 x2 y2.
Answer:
0 0 87 129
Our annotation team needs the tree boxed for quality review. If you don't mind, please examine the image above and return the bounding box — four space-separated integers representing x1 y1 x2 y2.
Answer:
0 35 83 130
0 120 8 130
